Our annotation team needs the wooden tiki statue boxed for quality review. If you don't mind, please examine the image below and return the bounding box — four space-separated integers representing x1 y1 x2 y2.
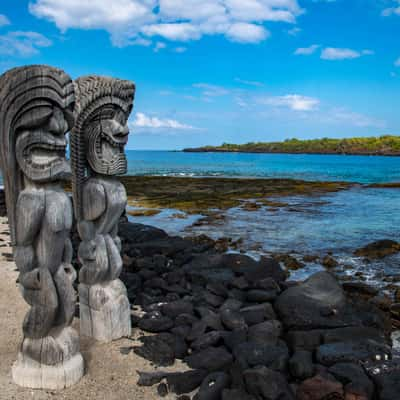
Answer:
0 65 84 389
71 76 135 342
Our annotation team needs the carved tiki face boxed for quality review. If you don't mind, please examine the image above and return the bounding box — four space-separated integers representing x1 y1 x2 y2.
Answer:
86 106 130 175
15 105 74 182
72 76 135 178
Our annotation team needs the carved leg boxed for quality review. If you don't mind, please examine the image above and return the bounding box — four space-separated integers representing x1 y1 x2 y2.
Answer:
79 279 131 342
13 264 84 389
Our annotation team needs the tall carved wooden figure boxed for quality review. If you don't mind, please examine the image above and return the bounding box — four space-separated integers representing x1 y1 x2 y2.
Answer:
71 76 135 342
0 65 84 389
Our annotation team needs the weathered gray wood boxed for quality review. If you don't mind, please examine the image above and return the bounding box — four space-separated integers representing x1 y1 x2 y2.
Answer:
71 76 135 342
0 65 84 389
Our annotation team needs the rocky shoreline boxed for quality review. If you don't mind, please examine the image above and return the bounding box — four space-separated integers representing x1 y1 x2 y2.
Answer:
2 184 400 398
116 219 400 400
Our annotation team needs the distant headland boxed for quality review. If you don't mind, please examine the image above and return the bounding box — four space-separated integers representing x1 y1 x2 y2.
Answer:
183 135 400 156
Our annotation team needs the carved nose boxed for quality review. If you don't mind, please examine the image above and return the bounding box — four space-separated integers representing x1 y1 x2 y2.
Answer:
48 116 68 135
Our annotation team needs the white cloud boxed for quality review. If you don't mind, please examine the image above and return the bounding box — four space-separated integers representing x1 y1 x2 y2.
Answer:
321 47 374 60
294 44 319 55
395 57 400 67
225 22 269 43
193 83 230 97
382 1 400 16
29 0 302 46
0 31 52 57
0 14 10 27
328 108 386 128
235 77 264 87
287 26 301 36
131 112 195 130
174 46 187 53
154 41 166 52
142 23 201 41
259 94 320 111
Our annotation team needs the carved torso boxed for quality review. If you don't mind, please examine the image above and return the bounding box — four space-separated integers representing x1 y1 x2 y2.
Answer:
36 189 72 274
82 176 126 235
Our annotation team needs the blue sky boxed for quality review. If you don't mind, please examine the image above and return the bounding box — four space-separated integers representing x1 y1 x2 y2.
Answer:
0 0 399 150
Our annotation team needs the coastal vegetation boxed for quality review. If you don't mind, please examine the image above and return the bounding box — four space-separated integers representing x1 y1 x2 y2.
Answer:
184 135 400 155
121 176 352 214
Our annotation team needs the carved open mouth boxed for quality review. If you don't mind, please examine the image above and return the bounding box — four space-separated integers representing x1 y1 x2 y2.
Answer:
25 141 67 169
97 134 126 165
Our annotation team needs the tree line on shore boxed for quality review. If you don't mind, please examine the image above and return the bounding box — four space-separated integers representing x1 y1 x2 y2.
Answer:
184 135 400 155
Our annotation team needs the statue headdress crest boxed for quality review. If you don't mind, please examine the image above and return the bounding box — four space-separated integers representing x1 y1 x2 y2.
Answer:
0 65 74 244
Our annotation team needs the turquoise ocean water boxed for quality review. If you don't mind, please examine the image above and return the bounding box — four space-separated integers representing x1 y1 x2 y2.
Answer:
124 151 400 284
1 151 399 283
125 150 400 183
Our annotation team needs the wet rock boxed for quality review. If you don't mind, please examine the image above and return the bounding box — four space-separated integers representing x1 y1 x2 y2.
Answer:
138 312 174 333
367 359 400 400
275 272 347 330
253 277 281 292
193 372 230 400
289 350 315 380
243 257 287 284
342 282 378 298
240 304 276 326
369 295 392 311
248 320 282 345
119 221 168 244
161 300 194 318
220 308 247 331
322 255 339 269
274 253 305 271
243 366 294 400
329 363 374 400
234 341 289 371
316 340 391 367
185 347 233 372
303 254 319 263
167 369 208 395
354 239 400 259
296 374 344 400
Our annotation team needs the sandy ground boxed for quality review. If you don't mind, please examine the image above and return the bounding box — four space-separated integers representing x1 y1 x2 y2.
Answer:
0 217 185 400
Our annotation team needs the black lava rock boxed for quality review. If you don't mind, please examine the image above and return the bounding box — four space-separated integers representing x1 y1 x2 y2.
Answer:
167 369 208 395
289 350 315 380
185 347 233 372
243 366 294 400
138 312 174 333
193 372 230 400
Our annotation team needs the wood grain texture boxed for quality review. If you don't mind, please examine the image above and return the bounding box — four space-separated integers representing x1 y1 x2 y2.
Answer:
0 65 83 389
71 76 135 342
